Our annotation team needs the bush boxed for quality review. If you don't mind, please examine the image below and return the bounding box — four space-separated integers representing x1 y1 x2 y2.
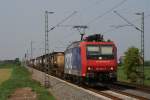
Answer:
123 47 141 82
128 72 138 82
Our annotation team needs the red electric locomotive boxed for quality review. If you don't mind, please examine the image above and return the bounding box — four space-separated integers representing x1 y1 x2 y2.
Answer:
64 34 117 83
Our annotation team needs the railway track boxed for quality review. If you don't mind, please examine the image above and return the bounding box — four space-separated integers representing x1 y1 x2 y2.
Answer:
82 86 132 100
57 78 137 100
65 79 150 100
114 81 150 93
81 84 149 100
28 66 150 100
61 75 150 100
107 86 149 100
106 82 150 100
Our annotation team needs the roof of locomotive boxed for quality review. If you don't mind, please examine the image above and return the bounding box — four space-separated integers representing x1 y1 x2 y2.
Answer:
65 41 80 50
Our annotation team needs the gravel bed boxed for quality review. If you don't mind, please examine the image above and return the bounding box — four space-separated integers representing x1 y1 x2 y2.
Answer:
26 67 111 100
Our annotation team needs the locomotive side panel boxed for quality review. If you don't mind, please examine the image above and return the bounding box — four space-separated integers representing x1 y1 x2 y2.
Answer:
64 47 82 76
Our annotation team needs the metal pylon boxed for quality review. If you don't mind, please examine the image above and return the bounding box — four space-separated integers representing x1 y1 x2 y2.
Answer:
44 11 50 88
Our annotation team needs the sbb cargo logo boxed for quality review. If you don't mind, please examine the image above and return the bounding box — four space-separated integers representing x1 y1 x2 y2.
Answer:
65 52 73 69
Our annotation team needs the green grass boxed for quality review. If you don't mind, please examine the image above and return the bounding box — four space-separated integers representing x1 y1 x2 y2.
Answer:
0 63 55 100
144 67 150 86
117 66 128 82
0 68 12 85
117 66 150 86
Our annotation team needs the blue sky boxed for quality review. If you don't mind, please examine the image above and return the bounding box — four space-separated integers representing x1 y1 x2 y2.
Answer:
0 0 149 60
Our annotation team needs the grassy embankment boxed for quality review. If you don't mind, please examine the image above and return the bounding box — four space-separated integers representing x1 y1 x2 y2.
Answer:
0 63 55 100
117 66 150 86
0 69 12 85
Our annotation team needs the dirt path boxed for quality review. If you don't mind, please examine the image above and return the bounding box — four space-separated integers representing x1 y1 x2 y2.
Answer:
8 87 38 100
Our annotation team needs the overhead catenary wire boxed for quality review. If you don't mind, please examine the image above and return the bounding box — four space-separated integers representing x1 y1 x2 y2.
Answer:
49 0 105 29
77 0 105 13
114 11 141 31
46 0 106 43
103 13 150 34
48 11 77 32
67 0 105 25
50 0 105 30
86 0 127 25
53 0 127 44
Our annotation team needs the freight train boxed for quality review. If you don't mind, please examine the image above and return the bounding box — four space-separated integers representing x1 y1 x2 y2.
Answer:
27 34 117 84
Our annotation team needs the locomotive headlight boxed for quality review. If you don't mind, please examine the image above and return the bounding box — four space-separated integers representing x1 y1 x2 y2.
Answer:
110 67 114 70
88 67 91 70
88 67 94 70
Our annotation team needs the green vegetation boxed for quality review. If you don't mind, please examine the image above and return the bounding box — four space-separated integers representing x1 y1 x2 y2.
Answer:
118 46 150 86
117 66 128 82
0 68 12 85
145 60 150 66
123 47 141 82
0 63 55 100
144 67 150 86
117 66 150 86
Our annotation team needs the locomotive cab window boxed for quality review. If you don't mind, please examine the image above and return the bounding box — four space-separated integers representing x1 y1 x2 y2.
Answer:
86 45 114 60
101 46 113 55
87 45 100 55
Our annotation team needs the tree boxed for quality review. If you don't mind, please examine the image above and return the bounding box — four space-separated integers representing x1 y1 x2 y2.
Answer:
123 47 141 82
14 58 21 65
145 60 150 66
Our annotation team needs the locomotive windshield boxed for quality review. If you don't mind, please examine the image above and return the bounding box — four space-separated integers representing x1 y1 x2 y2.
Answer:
86 45 114 60
101 46 113 55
